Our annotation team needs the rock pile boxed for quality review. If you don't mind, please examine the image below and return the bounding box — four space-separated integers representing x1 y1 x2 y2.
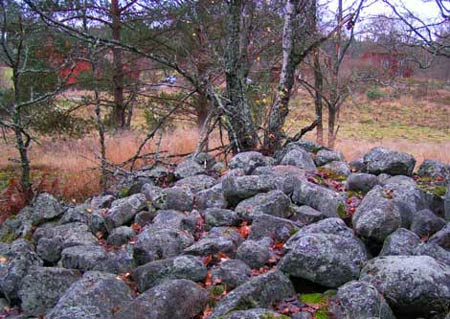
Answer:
0 144 449 319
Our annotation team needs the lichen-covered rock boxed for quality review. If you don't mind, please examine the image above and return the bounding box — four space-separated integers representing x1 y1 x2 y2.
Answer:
363 147 416 176
292 180 345 218
90 194 116 209
236 238 272 269
132 255 207 292
0 240 43 302
60 204 90 225
18 266 81 316
143 184 194 211
291 205 326 225
349 158 366 173
221 308 284 319
345 173 380 193
209 270 295 319
379 228 421 256
418 159 450 181
133 227 194 265
88 209 107 234
235 190 291 220
352 186 402 245
31 193 64 226
222 175 280 205
46 271 132 319
113 279 209 319
151 209 198 233
429 223 450 250
33 222 98 263
248 214 299 242
410 209 446 237
279 148 317 173
229 151 268 174
280 218 368 288
174 159 206 179
252 165 308 194
174 175 217 194
315 149 344 166
204 208 242 229
322 160 351 177
183 227 243 257
107 226 136 246
329 281 396 319
61 245 111 272
445 185 450 221
104 193 147 231
211 259 251 289
194 184 228 210
360 256 450 317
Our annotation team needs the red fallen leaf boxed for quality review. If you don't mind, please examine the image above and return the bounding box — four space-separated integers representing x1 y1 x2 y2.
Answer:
112 306 121 314
131 223 142 233
436 176 444 182
198 305 213 319
204 271 213 287
213 278 222 285
251 266 271 276
238 221 250 239
216 252 230 261
348 206 356 214
202 255 212 266
272 242 285 250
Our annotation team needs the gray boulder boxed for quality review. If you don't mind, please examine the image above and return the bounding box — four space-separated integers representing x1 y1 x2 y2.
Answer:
204 208 242 229
280 218 368 288
292 179 345 218
90 194 115 209
446 185 450 220
363 147 416 176
194 184 228 210
174 159 206 179
429 223 450 250
235 190 291 220
222 175 280 205
0 240 43 302
249 214 299 242
345 173 380 193
183 227 243 257
107 226 136 246
349 158 366 172
315 149 344 166
229 151 268 174
31 193 64 225
279 148 317 173
352 186 402 245
60 204 90 225
60 245 111 272
88 209 107 234
322 160 351 177
360 256 450 316
329 280 396 319
410 209 446 237
152 209 198 232
113 279 208 319
291 205 326 225
143 184 194 211
132 255 207 292
253 165 308 194
221 309 283 319
18 266 81 316
104 193 147 231
46 271 133 319
236 238 272 268
209 270 295 319
211 259 251 289
418 159 450 180
133 226 194 265
174 174 217 194
33 222 97 263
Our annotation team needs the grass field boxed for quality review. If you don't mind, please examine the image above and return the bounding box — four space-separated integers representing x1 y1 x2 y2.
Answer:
0 79 449 216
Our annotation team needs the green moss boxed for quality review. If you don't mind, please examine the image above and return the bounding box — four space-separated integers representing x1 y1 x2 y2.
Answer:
289 227 299 237
1 231 17 243
316 308 330 319
419 185 447 197
300 293 328 304
337 203 347 219
260 314 290 319
230 297 258 311
210 284 225 296
118 187 129 198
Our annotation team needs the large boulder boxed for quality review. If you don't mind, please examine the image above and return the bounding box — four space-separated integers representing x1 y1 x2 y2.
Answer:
322 161 351 177
329 280 396 319
363 147 416 176
292 180 345 218
143 184 194 211
279 218 368 288
345 173 380 193
18 266 81 316
446 185 450 220
60 245 112 272
220 309 284 319
194 184 228 210
360 255 450 317
0 240 43 302
209 270 295 319
236 238 272 269
410 208 446 237
174 175 217 194
352 186 402 245
418 159 450 181
113 279 209 319
104 193 147 231
229 151 268 174
30 193 64 226
33 222 98 263
211 259 252 289
183 227 243 257
429 223 450 250
107 226 136 246
222 175 280 205
133 226 194 265
235 190 291 220
315 149 344 166
291 205 326 225
203 208 242 229
132 255 207 292
249 214 299 242
279 147 317 173
174 159 206 179
46 271 133 319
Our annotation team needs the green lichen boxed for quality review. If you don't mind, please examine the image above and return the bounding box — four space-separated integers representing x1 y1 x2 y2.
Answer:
230 297 258 311
1 231 17 243
118 187 129 198
289 227 299 237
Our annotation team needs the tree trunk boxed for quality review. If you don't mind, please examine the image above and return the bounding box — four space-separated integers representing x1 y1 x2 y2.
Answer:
196 93 209 131
328 105 337 149
111 0 126 129
263 0 300 151
313 48 323 145
224 0 258 154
